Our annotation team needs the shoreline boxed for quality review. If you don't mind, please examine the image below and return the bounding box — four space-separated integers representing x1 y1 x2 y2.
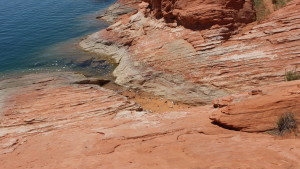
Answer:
76 0 195 112
1 0 300 168
79 1 228 105
0 0 116 81
79 0 300 105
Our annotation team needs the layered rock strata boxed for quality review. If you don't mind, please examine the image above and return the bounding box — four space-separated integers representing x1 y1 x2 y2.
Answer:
1 0 300 168
0 73 140 151
210 80 300 132
1 73 300 168
97 0 142 23
81 0 300 104
143 0 256 30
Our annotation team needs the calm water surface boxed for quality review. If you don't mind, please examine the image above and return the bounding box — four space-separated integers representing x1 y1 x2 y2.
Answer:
0 0 116 79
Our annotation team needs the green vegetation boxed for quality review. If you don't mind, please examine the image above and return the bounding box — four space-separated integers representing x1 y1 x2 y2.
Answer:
285 69 300 81
253 0 271 21
253 0 292 21
272 0 292 9
277 112 298 135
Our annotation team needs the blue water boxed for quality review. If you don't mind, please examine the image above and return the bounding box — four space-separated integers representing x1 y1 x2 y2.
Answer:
0 0 116 78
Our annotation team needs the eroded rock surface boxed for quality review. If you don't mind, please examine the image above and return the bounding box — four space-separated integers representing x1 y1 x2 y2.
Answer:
1 73 300 168
210 80 300 132
143 0 255 30
2 0 299 168
0 72 140 154
97 0 142 23
81 0 300 104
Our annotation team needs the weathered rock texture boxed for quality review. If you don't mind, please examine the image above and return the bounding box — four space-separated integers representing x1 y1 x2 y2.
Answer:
143 0 256 30
81 0 300 104
210 80 300 132
0 73 140 151
97 0 142 23
1 0 300 168
1 73 300 168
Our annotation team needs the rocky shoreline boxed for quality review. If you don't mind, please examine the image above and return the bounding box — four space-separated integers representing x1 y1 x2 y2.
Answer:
80 0 300 105
1 0 300 168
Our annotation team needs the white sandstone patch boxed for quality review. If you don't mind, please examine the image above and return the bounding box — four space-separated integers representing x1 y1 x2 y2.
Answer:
218 50 276 61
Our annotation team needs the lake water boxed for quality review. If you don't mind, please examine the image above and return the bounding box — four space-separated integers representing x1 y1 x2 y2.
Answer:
0 0 116 79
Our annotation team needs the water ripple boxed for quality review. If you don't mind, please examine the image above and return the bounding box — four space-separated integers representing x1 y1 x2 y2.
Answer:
0 0 116 77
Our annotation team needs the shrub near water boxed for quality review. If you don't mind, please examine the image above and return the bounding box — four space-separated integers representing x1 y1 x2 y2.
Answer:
277 112 298 135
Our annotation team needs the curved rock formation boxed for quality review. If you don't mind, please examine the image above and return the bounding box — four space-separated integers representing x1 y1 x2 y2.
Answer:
210 80 300 132
1 73 300 168
97 0 142 23
81 0 300 104
143 0 255 30
1 1 300 168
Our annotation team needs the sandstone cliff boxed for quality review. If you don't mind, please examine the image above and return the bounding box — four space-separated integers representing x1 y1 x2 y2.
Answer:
80 0 300 104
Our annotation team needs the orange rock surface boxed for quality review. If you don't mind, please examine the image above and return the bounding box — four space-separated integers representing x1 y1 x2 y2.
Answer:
210 80 300 132
81 0 300 104
1 73 300 169
143 0 255 29
97 0 142 23
1 0 300 168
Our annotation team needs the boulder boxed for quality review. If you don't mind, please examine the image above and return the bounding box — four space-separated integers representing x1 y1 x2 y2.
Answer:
210 80 300 132
143 0 256 29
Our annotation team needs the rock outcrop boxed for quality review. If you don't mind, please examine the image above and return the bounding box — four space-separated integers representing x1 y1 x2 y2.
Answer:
1 0 300 168
210 80 300 132
80 0 300 104
97 0 142 23
1 73 300 168
143 0 255 30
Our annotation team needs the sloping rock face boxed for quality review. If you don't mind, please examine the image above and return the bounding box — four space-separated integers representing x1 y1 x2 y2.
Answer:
143 0 256 30
0 73 140 155
97 0 142 23
80 0 300 104
1 73 300 168
210 80 300 132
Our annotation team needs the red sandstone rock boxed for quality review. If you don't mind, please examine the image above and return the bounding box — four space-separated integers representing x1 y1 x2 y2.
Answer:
143 0 255 29
1 73 300 168
81 0 300 104
210 80 300 132
2 0 300 168
96 0 142 23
